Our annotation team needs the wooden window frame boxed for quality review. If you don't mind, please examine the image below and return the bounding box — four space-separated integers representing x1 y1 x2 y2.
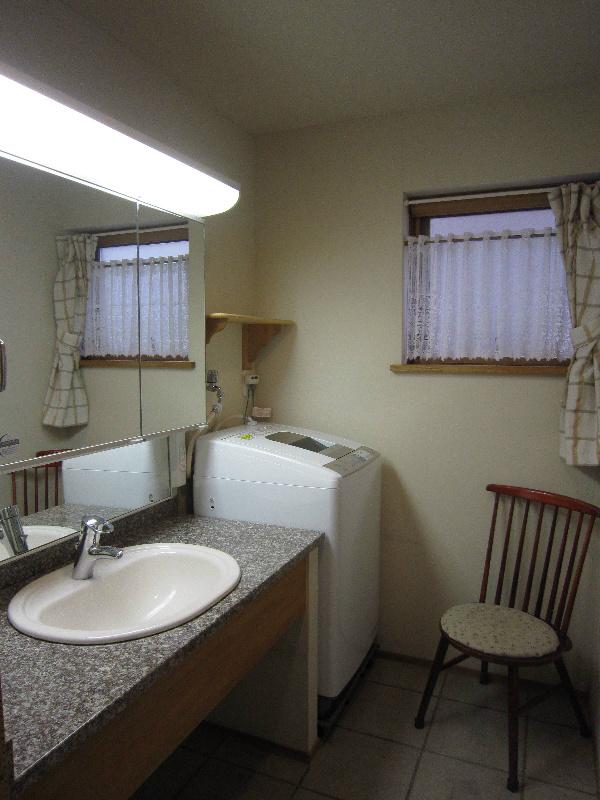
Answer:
95 226 189 250
82 226 194 369
398 190 568 375
407 191 551 237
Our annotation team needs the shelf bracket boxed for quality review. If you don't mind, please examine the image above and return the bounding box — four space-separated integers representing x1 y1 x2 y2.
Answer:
242 324 282 370
205 313 294 369
205 317 230 344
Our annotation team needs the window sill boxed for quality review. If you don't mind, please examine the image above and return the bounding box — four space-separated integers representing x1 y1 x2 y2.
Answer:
390 363 567 376
81 359 195 369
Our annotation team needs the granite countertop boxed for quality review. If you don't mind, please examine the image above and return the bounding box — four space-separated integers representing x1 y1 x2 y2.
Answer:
0 513 322 794
21 502 131 530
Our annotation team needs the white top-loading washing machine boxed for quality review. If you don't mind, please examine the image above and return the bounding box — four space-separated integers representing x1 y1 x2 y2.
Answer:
193 424 381 706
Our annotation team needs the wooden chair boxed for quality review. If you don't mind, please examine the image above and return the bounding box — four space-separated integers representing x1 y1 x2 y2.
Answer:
9 450 66 516
414 484 600 793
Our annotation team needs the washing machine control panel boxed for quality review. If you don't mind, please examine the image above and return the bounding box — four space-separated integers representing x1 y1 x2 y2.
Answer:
324 446 379 476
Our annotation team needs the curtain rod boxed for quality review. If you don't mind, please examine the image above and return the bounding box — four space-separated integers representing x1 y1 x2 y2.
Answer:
405 231 557 244
96 255 189 265
404 187 556 207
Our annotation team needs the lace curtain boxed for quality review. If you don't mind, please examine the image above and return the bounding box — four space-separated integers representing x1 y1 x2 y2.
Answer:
404 230 573 362
83 255 189 358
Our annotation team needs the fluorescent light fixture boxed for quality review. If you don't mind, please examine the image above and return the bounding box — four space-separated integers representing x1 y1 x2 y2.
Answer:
0 73 239 219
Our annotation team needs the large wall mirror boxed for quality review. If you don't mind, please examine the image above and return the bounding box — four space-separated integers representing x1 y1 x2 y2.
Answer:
0 156 141 468
0 156 207 561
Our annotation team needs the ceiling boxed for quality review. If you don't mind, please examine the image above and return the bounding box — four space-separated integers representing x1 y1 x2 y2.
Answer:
65 0 600 134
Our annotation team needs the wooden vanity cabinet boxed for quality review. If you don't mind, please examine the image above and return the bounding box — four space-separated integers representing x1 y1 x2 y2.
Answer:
6 553 316 800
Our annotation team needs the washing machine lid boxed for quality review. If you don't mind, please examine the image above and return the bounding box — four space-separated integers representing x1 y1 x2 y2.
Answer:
194 424 379 488
265 430 353 459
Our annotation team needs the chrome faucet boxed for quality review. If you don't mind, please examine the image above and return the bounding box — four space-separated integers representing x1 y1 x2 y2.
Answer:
73 516 122 580
0 505 28 555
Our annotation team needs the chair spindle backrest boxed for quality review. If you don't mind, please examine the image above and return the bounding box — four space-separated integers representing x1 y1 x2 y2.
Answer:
9 450 64 516
479 484 600 637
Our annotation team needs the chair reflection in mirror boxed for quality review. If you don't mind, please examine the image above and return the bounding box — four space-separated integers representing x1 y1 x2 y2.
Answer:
9 450 67 516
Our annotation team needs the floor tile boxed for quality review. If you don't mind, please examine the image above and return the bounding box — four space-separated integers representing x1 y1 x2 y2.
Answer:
293 790 337 800
213 731 308 783
301 727 419 800
179 757 296 800
441 667 512 712
131 747 204 799
523 779 598 799
181 722 229 756
442 668 590 730
338 681 428 747
525 720 596 795
425 697 524 771
525 686 585 729
367 658 441 695
409 751 510 800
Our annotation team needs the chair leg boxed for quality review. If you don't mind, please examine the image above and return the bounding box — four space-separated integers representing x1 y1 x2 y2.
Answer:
415 635 448 729
480 660 489 685
555 658 591 737
507 666 519 793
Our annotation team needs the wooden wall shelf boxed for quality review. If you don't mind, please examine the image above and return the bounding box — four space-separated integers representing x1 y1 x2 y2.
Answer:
206 313 294 369
81 359 195 369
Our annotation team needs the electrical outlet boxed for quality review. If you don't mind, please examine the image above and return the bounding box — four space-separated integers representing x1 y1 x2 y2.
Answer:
241 370 259 397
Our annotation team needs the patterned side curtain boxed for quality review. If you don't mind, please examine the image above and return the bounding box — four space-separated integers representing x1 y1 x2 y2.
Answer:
549 182 600 465
42 234 98 428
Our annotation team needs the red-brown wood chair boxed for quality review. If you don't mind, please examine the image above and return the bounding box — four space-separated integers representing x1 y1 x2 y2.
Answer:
414 484 600 793
9 450 67 516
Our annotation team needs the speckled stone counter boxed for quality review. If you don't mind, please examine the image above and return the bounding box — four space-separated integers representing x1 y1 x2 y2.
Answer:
0 513 322 795
0 504 130 566
21 503 130 529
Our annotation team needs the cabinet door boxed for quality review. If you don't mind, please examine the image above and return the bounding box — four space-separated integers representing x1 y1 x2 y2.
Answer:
136 204 206 436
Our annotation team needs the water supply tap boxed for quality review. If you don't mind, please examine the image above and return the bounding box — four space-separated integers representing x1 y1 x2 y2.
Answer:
0 505 28 555
73 516 122 580
206 369 224 413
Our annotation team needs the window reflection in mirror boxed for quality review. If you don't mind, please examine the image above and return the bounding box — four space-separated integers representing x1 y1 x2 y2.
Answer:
0 438 172 561
81 225 190 365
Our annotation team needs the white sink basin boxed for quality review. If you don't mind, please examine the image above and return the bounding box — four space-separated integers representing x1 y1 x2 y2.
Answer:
8 543 241 644
24 525 77 548
0 525 76 561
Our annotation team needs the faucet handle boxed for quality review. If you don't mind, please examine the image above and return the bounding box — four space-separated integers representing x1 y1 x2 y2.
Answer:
97 519 114 535
73 516 120 579
79 516 114 546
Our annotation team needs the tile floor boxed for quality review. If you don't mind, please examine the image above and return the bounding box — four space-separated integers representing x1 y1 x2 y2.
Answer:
132 656 599 800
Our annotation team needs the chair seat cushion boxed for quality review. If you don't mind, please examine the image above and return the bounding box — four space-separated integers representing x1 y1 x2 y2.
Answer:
440 603 560 658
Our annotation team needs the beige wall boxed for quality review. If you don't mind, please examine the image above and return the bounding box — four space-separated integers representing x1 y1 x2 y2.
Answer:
254 85 600 687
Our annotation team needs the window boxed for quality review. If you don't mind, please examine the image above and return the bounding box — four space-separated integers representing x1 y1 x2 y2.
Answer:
402 192 573 370
82 228 190 363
